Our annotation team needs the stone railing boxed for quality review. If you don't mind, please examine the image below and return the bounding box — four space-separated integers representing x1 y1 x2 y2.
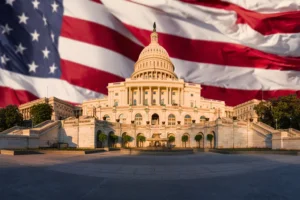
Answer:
256 122 275 132
0 126 22 135
34 120 54 128
30 121 61 135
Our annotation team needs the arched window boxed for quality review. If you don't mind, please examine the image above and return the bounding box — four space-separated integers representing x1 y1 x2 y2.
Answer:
104 114 110 121
135 113 142 125
184 115 192 125
168 114 176 126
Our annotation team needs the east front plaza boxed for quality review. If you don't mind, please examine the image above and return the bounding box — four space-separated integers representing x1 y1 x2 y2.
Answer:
1 151 300 200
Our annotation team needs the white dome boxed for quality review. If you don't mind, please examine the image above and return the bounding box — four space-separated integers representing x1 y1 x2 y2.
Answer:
131 26 177 80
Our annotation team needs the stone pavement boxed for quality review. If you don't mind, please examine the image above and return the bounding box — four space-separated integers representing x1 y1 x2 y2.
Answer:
1 152 300 200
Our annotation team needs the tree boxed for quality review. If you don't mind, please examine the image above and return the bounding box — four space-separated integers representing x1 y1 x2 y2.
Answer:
137 135 146 147
194 134 203 148
207 134 214 148
0 108 7 132
122 135 132 147
168 136 175 148
109 134 118 147
0 105 23 131
98 133 107 147
30 103 53 126
254 94 300 129
181 135 189 148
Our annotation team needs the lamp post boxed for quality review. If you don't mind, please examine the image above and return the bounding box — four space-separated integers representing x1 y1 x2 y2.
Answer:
275 119 278 130
290 117 292 128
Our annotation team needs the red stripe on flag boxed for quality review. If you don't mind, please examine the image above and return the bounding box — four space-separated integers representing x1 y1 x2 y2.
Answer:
60 59 125 95
0 86 38 107
124 24 300 71
61 16 143 62
180 0 300 35
201 85 300 106
61 17 300 70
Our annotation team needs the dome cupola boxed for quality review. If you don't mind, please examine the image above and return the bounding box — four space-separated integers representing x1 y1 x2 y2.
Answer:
131 23 177 80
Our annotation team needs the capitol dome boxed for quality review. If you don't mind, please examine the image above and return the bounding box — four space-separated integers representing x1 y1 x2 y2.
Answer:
131 23 178 80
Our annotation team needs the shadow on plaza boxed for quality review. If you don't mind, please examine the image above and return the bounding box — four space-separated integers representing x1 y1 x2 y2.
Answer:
1 153 300 200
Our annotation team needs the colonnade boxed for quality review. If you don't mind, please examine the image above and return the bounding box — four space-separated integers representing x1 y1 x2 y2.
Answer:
20 108 31 120
126 86 184 106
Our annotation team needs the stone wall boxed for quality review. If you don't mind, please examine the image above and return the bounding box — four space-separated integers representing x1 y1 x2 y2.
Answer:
39 125 60 147
0 136 39 149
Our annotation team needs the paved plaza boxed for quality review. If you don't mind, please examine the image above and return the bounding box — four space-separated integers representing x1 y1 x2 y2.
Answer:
1 152 300 200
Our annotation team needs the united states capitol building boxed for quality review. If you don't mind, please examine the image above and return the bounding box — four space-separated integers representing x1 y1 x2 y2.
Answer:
2 26 300 150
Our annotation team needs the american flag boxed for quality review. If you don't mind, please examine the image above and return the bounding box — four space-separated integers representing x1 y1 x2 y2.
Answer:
1 0 300 107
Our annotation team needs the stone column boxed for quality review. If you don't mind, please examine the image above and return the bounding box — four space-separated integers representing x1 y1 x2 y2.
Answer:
150 87 152 105
158 87 161 105
129 87 132 105
178 88 180 105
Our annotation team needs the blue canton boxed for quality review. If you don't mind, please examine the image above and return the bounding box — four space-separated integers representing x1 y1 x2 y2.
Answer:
0 0 64 78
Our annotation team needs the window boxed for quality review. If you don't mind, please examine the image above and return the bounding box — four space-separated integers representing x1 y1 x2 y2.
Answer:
114 101 118 107
191 94 194 97
190 102 194 108
153 91 156 94
134 91 137 95
153 99 156 104
144 99 148 105
161 92 164 95
135 113 142 125
133 99 137 105
161 99 164 104
145 91 148 95
172 92 175 95
168 114 176 126
184 115 192 125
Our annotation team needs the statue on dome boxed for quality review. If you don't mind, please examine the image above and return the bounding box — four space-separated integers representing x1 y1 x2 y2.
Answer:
153 22 156 32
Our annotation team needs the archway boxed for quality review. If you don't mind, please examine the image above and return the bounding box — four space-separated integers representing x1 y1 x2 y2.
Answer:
96 130 104 148
196 132 205 148
122 132 127 148
136 133 145 147
181 133 190 148
108 131 115 148
212 131 216 148
167 133 175 148
151 113 159 125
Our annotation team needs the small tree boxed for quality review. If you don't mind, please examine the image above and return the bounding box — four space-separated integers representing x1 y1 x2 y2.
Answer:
207 134 214 148
194 134 203 148
0 105 23 131
30 103 52 126
181 135 189 148
137 135 146 147
168 136 175 148
109 134 118 147
122 135 132 147
98 133 107 148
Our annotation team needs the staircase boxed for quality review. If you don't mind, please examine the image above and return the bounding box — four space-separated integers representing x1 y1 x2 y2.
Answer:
252 122 277 137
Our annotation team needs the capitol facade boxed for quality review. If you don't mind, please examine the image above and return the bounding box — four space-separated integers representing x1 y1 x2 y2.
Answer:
11 25 280 150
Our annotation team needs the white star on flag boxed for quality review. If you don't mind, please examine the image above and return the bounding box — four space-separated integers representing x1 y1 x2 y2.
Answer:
28 61 38 73
1 24 13 35
6 0 15 6
49 63 57 74
0 54 10 65
15 43 27 55
42 47 50 59
32 0 40 9
31 30 40 42
18 13 29 24
51 1 59 13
